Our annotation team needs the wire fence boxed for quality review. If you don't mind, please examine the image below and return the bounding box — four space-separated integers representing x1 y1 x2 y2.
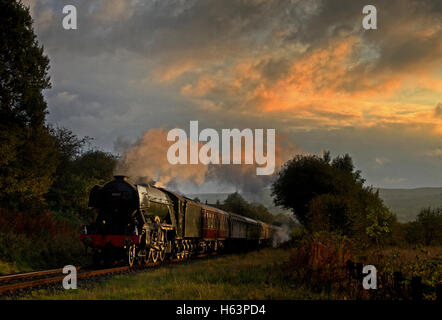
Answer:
345 260 441 301
288 259 441 300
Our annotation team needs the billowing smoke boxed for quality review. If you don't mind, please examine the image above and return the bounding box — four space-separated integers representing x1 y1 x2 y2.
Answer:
206 133 298 194
272 224 292 247
114 128 298 194
114 128 208 188
272 214 297 247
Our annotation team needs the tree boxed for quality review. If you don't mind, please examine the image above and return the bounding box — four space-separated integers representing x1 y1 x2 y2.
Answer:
272 151 393 244
45 128 117 220
406 207 442 245
271 151 365 225
0 0 57 208
223 192 249 215
222 192 274 223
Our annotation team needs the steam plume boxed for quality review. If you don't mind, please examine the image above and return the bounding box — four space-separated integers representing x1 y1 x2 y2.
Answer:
114 128 208 187
114 128 298 193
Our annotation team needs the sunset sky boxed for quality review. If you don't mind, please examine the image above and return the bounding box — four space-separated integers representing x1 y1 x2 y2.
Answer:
24 0 442 191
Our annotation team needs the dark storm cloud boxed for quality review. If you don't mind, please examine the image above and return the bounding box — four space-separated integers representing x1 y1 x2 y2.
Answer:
29 0 299 58
256 58 292 83
22 0 442 190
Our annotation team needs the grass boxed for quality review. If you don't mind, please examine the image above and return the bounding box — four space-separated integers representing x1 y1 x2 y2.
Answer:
0 260 21 275
13 246 442 300
24 249 323 300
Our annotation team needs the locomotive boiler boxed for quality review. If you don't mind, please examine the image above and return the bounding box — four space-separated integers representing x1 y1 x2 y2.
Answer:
81 176 276 266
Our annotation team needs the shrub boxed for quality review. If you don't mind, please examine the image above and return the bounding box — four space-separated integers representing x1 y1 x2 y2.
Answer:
0 207 87 272
405 207 442 245
284 231 353 292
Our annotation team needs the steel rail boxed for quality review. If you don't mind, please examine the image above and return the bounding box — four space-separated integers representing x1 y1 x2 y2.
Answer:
0 267 81 283
0 252 217 295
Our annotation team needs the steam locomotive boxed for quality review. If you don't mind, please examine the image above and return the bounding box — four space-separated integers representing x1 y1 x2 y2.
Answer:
81 176 277 266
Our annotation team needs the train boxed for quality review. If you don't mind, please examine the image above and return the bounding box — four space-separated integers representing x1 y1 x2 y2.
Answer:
80 176 278 266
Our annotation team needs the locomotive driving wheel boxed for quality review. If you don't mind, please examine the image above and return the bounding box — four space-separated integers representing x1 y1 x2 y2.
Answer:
139 248 148 265
151 248 159 263
127 245 136 267
159 247 166 261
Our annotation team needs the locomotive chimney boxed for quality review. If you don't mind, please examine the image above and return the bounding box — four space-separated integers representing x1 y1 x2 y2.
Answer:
114 175 128 181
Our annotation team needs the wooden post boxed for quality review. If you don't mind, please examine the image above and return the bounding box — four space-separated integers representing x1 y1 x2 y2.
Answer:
436 284 441 302
346 260 354 279
356 262 363 280
393 271 403 297
411 276 422 301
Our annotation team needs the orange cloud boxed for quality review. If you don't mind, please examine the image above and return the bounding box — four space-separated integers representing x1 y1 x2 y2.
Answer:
176 35 441 134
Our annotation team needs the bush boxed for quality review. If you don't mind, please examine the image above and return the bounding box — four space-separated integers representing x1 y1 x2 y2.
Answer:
272 152 394 247
289 232 352 271
0 207 87 273
405 207 442 245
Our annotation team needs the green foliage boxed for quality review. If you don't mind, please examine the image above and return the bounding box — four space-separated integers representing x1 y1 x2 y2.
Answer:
307 193 356 234
0 208 89 272
0 1 120 272
272 151 365 225
405 207 442 245
0 0 51 126
0 0 58 209
272 151 394 246
365 247 442 300
221 192 274 223
45 128 117 221
365 206 392 245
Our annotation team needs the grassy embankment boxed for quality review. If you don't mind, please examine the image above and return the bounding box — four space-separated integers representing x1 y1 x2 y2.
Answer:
26 248 322 300
23 246 442 300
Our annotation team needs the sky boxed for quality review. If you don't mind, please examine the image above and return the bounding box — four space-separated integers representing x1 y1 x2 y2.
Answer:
23 0 442 192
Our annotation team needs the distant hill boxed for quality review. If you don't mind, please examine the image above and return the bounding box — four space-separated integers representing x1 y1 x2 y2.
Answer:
186 187 442 223
376 187 442 222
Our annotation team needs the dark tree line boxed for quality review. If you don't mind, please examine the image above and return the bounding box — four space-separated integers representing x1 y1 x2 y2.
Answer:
0 1 116 220
221 192 275 224
0 0 55 209
271 151 442 246
404 207 442 246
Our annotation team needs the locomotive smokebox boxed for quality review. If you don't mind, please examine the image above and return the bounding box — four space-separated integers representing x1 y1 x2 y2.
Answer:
88 175 139 229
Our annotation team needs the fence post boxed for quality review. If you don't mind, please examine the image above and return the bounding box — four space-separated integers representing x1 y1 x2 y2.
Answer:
411 276 422 301
393 271 403 298
356 262 363 280
437 284 442 302
305 269 312 282
346 260 354 280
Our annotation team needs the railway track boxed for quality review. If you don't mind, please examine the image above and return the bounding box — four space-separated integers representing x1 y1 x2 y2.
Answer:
0 252 217 296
